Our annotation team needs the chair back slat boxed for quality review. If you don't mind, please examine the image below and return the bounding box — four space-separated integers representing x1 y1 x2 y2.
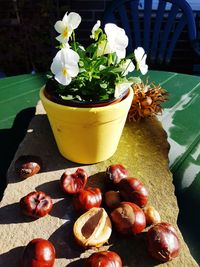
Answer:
103 0 197 65
130 1 141 49
143 0 153 53
150 1 166 62
158 5 179 63
165 16 186 63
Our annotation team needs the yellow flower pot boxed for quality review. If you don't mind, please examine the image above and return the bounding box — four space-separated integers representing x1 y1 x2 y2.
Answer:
40 87 133 164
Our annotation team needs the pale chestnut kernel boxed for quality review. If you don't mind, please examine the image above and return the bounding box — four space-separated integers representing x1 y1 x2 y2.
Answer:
143 206 161 225
73 207 112 248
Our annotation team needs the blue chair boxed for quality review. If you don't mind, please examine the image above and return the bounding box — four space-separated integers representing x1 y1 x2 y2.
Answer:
103 0 199 65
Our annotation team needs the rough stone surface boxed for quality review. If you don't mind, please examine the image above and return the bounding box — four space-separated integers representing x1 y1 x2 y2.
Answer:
0 101 198 267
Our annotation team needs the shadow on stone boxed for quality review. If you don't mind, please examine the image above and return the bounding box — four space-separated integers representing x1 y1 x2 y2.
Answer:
35 180 64 199
0 245 24 266
109 232 160 267
66 258 86 267
0 107 36 199
49 221 83 260
0 202 42 224
49 198 74 219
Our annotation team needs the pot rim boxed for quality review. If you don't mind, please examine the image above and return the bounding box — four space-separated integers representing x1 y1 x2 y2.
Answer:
40 86 133 112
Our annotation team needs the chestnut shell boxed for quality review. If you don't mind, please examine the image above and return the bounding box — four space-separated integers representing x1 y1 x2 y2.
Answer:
20 191 53 218
84 251 122 267
60 168 88 194
73 187 102 212
110 201 146 235
106 164 128 188
15 155 42 179
146 222 181 262
118 177 148 207
21 238 55 267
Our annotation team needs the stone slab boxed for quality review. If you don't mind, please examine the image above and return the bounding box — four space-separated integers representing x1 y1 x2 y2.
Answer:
0 101 198 267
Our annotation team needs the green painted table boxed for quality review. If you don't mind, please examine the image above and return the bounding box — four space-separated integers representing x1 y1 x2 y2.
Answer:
0 70 200 263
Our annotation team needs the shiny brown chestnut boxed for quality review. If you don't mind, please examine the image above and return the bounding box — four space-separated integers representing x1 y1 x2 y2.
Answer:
106 164 128 187
21 238 55 267
20 191 53 218
84 251 122 267
104 191 121 209
15 155 42 179
73 187 102 212
60 168 88 194
146 222 181 262
118 177 148 207
110 201 146 235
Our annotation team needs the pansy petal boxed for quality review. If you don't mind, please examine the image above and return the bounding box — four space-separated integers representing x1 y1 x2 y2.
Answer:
55 71 72 86
67 48 80 62
105 23 128 59
134 47 145 63
67 64 79 77
91 20 101 39
116 49 126 60
50 51 62 74
122 59 135 76
139 63 148 75
67 12 81 29
62 12 69 24
56 34 68 43
97 41 112 57
54 20 66 33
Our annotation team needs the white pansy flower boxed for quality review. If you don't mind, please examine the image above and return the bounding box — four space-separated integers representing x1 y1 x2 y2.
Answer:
105 23 128 59
54 12 81 43
90 20 101 39
121 59 135 76
115 81 133 98
51 47 80 86
134 47 148 75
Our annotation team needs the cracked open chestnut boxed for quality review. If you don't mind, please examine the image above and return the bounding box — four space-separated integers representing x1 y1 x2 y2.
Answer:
20 191 53 218
84 251 122 267
110 201 146 235
21 238 55 267
118 177 148 207
15 155 42 179
73 187 102 212
60 168 88 194
146 222 181 262
73 207 112 248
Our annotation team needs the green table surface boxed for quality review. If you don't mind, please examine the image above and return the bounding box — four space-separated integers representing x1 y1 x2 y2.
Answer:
0 70 200 263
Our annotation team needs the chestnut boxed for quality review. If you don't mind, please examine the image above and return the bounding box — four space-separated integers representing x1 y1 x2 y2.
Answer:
104 191 121 209
106 164 128 187
73 207 112 248
60 168 88 194
118 177 148 207
20 191 53 218
143 206 161 225
110 201 146 235
84 251 122 267
73 187 102 212
146 222 181 262
15 155 42 179
21 238 55 267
